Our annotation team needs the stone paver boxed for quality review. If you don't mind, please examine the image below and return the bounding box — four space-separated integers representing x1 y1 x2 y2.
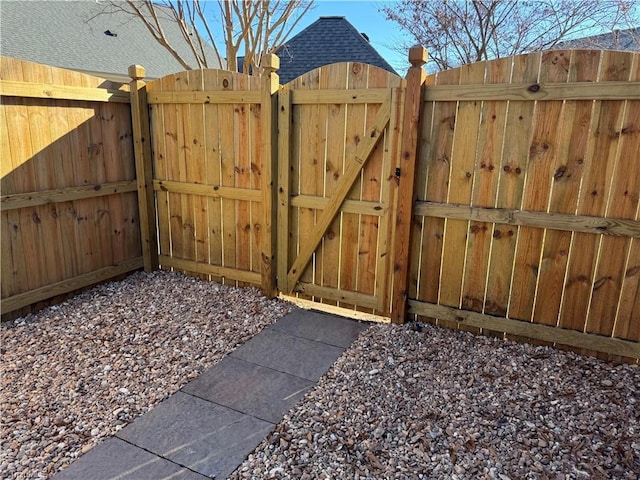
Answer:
53 437 209 480
270 309 369 348
182 356 314 423
230 328 345 381
117 392 274 479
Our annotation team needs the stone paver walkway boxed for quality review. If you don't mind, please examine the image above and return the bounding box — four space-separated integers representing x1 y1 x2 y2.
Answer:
53 309 369 480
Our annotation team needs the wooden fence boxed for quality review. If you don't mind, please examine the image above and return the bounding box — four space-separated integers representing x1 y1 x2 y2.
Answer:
409 49 640 361
1 57 142 317
2 50 639 362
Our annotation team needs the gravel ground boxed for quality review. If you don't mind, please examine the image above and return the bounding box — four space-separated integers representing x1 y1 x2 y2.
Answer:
2 272 639 480
0 271 292 480
232 324 640 480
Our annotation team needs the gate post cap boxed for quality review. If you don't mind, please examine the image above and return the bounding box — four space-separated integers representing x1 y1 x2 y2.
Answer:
408 46 427 67
262 54 280 73
128 65 146 80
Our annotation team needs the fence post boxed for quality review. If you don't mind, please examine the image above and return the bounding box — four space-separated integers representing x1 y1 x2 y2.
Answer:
391 46 428 324
260 54 280 297
128 65 158 272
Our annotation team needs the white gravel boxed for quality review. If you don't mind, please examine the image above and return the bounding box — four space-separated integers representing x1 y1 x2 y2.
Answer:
0 271 292 479
2 271 639 480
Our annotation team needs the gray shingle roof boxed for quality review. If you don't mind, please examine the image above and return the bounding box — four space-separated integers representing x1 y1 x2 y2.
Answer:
554 27 640 51
275 16 398 84
0 0 221 81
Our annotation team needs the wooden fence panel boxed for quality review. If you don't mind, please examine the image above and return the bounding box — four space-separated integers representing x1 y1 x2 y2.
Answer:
409 50 640 362
1 57 142 315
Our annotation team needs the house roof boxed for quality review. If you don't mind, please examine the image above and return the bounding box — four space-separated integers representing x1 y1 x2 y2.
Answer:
554 27 640 51
274 16 398 83
0 0 221 81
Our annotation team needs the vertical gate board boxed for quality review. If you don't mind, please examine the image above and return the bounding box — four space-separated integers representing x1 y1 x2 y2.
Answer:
560 51 630 331
357 66 388 312
187 70 209 281
374 77 405 315
339 63 369 308
587 56 640 336
381 85 406 315
178 73 197 271
234 73 252 286
438 61 485 309
219 72 237 281
296 69 323 297
534 50 600 327
161 74 182 271
288 87 301 292
310 75 330 301
416 67 460 324
461 57 511 315
147 79 170 269
318 63 348 306
202 70 222 282
485 52 541 319
252 79 264 284
276 86 292 293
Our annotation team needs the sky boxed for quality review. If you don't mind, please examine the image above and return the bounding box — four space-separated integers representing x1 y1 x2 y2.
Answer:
290 0 412 73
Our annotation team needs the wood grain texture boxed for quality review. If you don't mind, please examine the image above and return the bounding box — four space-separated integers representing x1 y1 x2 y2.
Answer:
560 51 631 332
1 57 139 314
488 51 540 319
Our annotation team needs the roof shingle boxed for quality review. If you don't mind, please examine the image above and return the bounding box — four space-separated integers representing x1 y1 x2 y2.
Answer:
0 0 221 81
275 16 398 83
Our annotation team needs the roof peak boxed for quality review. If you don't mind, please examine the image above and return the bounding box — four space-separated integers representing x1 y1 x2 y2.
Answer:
319 16 346 19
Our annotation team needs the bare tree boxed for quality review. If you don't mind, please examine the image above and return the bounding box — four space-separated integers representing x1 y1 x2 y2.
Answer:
381 0 639 71
101 0 314 74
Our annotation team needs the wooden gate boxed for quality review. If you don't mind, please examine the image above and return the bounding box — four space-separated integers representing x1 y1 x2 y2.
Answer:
131 58 279 293
276 63 406 316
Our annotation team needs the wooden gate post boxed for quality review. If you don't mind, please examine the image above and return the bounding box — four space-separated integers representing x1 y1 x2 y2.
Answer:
128 65 159 272
391 46 428 324
260 54 280 297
